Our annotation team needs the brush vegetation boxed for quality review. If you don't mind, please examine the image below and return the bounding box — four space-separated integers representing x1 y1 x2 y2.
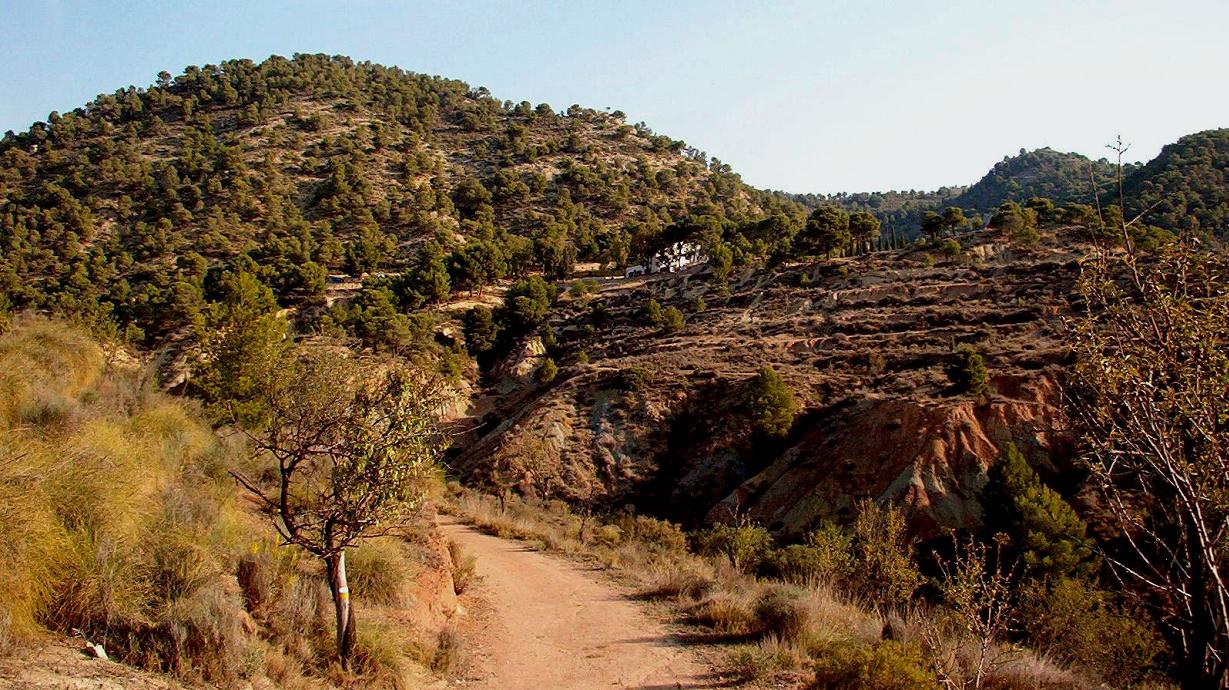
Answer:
444 485 1167 689
0 317 455 688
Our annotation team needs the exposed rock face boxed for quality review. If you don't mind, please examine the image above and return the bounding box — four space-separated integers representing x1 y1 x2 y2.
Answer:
708 375 1069 538
405 520 461 629
455 230 1087 533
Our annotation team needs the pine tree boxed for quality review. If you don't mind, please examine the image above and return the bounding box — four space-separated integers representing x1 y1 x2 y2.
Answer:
982 443 1098 581
745 365 798 437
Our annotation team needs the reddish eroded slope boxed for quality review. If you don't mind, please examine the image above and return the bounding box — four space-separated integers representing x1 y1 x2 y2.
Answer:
455 228 1087 534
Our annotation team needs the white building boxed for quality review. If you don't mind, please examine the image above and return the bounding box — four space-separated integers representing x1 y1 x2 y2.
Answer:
625 241 708 278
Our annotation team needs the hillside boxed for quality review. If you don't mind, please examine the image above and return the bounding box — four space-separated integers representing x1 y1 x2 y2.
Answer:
452 227 1082 537
950 147 1123 212
0 54 798 344
1123 128 1229 236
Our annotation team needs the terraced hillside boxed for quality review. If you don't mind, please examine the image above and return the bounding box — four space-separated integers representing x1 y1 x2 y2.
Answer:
454 228 1083 537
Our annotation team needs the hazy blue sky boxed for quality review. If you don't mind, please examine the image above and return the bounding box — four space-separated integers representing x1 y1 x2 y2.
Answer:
2 1 1226 193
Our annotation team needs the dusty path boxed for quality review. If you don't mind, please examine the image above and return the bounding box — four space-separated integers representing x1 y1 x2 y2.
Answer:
439 517 729 690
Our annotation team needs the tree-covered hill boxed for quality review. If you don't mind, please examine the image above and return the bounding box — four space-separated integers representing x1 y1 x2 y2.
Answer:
1123 128 1229 237
781 187 965 242
0 54 799 342
951 146 1123 211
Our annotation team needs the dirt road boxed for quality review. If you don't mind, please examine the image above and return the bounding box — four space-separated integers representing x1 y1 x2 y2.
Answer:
439 518 728 689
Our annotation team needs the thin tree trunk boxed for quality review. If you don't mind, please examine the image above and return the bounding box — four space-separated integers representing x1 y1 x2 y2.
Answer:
327 550 356 668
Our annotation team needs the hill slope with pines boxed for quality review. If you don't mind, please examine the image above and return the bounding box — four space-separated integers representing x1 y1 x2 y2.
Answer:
1123 128 1229 236
0 54 798 344
951 147 1122 211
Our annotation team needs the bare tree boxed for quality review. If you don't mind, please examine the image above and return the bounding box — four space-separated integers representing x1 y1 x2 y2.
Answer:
1066 139 1229 689
233 348 447 668
926 534 1019 690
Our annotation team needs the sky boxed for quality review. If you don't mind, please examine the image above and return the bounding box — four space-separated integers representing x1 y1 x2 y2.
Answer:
2 0 1226 194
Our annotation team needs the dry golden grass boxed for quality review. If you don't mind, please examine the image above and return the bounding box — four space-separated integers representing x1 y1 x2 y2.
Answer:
0 319 448 688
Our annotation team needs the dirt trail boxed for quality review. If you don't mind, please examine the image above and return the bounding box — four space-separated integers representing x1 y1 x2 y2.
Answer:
440 517 728 690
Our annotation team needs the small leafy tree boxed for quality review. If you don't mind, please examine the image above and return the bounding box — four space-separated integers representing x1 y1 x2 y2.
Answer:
1069 234 1229 689
1066 138 1229 689
849 210 881 254
233 349 446 669
695 522 775 572
849 500 922 609
941 206 969 234
927 535 1019 690
745 365 798 437
463 305 499 355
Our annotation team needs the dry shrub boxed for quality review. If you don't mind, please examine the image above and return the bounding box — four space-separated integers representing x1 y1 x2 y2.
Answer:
982 650 1086 690
728 635 808 681
0 316 102 426
0 436 66 647
754 585 814 642
348 538 409 606
0 318 460 687
349 619 414 686
430 625 466 675
447 540 477 595
638 563 714 601
236 538 302 617
688 590 757 634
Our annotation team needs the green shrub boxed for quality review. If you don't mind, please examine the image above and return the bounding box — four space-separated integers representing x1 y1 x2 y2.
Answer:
849 501 922 610
695 523 775 571
1019 577 1166 686
537 357 558 383
940 237 962 259
763 524 854 585
661 306 684 333
612 514 688 554
616 366 651 391
950 344 990 397
745 365 798 438
644 298 663 326
810 638 937 690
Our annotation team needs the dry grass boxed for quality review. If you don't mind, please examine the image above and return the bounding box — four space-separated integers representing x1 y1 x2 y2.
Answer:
0 319 448 688
447 540 477 595
348 538 410 606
